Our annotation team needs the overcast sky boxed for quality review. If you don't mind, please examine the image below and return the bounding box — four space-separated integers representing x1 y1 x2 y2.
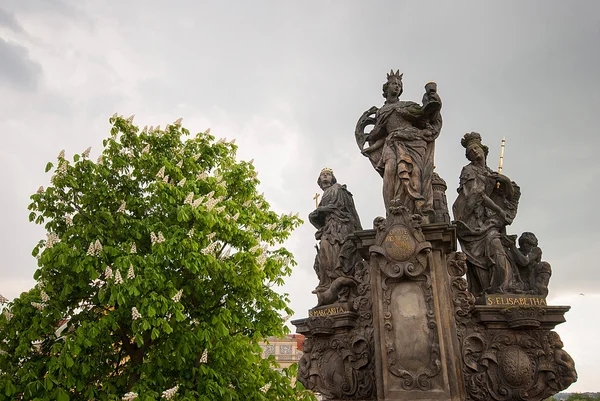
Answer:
1 0 599 393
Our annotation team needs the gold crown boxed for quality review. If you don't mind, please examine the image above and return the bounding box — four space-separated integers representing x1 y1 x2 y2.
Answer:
320 167 334 175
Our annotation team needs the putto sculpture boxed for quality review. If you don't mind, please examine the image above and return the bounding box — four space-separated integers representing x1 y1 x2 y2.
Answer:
355 70 442 221
294 70 576 401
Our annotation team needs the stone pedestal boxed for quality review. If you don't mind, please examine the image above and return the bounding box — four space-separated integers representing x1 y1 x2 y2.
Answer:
294 216 576 401
354 209 465 401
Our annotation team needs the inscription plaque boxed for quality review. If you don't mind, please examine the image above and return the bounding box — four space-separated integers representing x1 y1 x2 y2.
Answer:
308 305 347 317
484 294 547 306
383 226 415 261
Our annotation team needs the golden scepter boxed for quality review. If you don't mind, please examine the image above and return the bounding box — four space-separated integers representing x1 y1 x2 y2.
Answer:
497 137 506 188
498 137 506 173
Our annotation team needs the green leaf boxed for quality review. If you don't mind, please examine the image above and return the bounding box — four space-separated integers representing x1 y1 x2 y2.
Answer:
45 162 54 172
65 354 74 368
57 388 70 401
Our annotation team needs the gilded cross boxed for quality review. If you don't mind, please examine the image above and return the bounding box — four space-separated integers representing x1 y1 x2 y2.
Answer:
313 193 320 208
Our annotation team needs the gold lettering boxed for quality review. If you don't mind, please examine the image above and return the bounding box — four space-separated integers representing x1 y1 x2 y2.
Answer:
309 306 347 317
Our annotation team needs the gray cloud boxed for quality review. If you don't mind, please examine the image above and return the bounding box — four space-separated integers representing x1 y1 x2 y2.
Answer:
0 7 24 33
0 38 41 90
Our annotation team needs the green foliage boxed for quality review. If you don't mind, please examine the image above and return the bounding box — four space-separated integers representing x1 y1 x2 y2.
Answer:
566 394 600 401
0 116 314 400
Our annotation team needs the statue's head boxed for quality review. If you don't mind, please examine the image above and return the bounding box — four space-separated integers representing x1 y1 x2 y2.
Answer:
461 132 489 162
382 69 403 99
518 232 539 250
317 167 337 190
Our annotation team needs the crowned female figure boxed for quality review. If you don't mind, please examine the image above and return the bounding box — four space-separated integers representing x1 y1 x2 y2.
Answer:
452 132 522 297
357 71 442 220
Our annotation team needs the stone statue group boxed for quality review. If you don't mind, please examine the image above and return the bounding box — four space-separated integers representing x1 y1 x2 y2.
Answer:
311 70 550 305
296 69 576 401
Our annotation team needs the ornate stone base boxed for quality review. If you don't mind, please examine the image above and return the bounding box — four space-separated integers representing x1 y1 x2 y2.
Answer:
294 219 576 401
293 260 376 400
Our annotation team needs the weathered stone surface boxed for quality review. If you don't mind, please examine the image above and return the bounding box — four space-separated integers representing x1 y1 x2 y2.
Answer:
449 252 577 401
367 204 465 400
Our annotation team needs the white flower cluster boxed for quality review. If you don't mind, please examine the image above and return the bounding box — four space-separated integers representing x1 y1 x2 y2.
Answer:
122 392 138 400
214 206 225 213
130 243 137 254
176 160 183 168
97 155 103 165
57 162 68 176
40 290 50 302
46 233 60 249
82 146 91 158
256 253 267 268
177 178 186 187
163 175 170 184
3 310 13 321
156 166 166 179
86 240 103 257
206 233 216 241
192 197 204 208
243 200 252 207
260 383 271 393
131 307 142 320
174 117 183 125
117 201 126 213
114 270 124 284
217 137 226 144
274 255 293 266
128 264 135 279
172 289 183 302
105 265 114 279
142 144 150 154
196 171 208 180
127 114 135 123
200 348 208 363
187 228 194 238
184 192 193 205
204 194 224 212
265 223 276 230
201 241 219 256
37 186 44 194
0 294 8 303
193 153 202 161
162 385 179 400
65 215 73 226
150 232 166 246
31 302 46 310
249 244 261 253
58 149 65 159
